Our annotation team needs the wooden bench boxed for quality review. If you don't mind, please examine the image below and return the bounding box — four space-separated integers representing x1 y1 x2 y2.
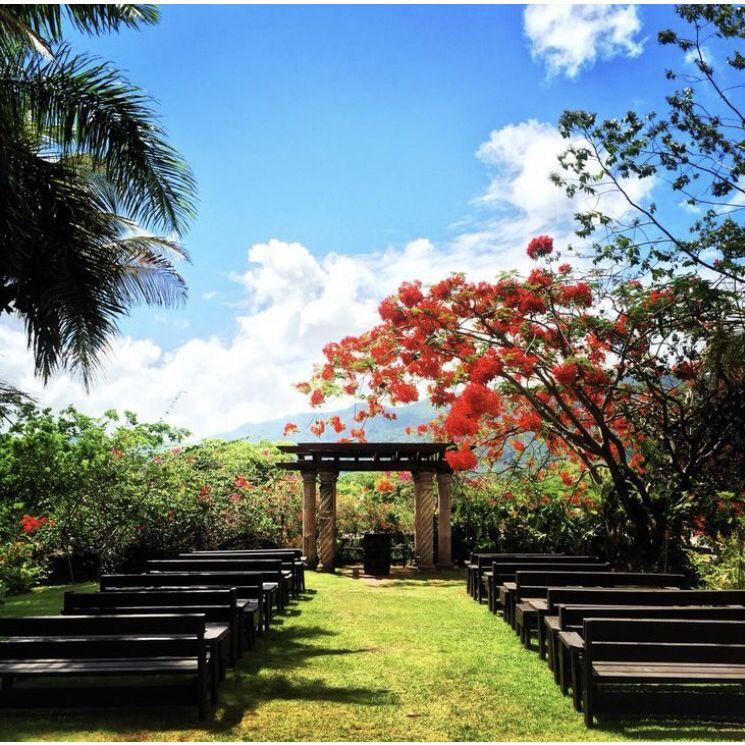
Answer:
466 553 568 602
62 590 240 668
100 572 268 631
148 559 289 611
512 571 689 646
545 588 745 689
0 614 211 719
583 618 745 726
187 549 306 592
486 561 609 614
543 588 745 705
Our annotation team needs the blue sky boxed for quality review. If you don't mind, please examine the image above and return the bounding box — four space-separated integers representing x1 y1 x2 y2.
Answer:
1 4 694 436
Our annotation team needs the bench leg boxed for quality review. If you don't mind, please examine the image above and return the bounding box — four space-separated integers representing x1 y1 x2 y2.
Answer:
198 670 208 721
523 618 532 648
538 620 546 659
552 634 561 683
210 658 219 706
559 645 569 695
571 654 583 712
582 677 593 727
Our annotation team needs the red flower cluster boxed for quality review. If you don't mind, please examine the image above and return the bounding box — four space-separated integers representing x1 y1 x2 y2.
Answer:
20 515 49 535
445 444 477 471
398 281 424 308
526 235 554 259
328 415 346 433
390 380 419 404
375 476 395 493
552 362 579 386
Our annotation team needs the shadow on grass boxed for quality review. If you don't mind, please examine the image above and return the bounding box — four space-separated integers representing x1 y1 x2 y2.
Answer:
0 614 396 738
598 718 745 741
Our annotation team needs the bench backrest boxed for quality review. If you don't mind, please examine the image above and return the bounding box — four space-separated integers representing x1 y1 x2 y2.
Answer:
100 572 264 598
0 613 205 638
584 619 745 665
492 562 609 582
547 588 745 614
560 604 745 630
0 613 206 660
64 589 236 613
517 571 688 593
473 553 569 569
188 549 301 558
148 559 286 576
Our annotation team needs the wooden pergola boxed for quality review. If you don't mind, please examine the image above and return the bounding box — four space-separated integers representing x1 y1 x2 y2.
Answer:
278 442 454 572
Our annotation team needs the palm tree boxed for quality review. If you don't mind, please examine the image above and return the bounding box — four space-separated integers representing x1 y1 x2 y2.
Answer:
0 5 197 386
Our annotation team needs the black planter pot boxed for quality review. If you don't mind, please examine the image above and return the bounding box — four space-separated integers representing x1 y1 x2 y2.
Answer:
362 532 392 576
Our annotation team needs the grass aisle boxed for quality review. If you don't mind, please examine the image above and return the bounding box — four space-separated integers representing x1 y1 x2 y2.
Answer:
1 570 744 741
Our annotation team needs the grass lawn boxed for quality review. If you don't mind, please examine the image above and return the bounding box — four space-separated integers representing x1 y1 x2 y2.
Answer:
0 569 744 741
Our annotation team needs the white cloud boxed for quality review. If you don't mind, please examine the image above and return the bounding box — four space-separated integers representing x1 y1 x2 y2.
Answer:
476 119 654 229
524 5 644 79
0 119 655 438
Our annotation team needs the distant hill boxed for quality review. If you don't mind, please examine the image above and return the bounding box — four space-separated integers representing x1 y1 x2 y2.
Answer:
211 400 439 442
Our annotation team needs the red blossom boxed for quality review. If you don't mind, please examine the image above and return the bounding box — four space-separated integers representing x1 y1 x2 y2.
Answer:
283 422 299 436
375 476 395 493
398 281 424 308
517 410 542 432
468 349 503 384
328 415 346 433
310 389 325 407
390 380 419 404
445 445 478 471
552 362 579 386
20 515 48 534
526 235 554 260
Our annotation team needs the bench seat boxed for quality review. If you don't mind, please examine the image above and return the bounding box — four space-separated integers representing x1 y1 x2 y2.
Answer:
0 657 199 675
593 661 745 682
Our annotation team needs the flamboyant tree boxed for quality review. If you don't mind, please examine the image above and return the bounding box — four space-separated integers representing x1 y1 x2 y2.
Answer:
293 237 744 568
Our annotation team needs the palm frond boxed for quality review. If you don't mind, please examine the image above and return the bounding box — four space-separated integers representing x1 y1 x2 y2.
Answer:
0 5 158 52
3 48 197 235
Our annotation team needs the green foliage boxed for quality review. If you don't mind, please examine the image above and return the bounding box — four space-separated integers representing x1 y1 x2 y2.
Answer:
336 472 414 535
0 540 47 599
0 404 301 588
689 511 745 589
451 470 605 560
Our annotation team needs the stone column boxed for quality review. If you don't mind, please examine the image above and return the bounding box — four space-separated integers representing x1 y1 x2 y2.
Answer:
317 470 338 572
413 471 435 570
436 473 453 567
412 471 420 557
301 471 317 568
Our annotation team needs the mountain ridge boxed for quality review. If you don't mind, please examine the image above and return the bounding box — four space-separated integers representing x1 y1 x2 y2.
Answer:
210 400 439 442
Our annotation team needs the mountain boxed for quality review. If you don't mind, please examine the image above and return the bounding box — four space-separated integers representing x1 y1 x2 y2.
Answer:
211 400 439 442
